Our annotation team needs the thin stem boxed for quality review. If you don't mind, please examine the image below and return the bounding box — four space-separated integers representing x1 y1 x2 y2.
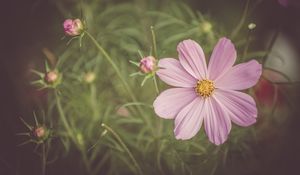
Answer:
92 152 110 175
151 27 161 142
85 31 153 132
262 30 279 65
150 26 159 95
231 0 251 39
80 148 91 174
101 123 143 175
55 91 92 172
55 91 73 137
90 84 99 119
120 102 153 109
85 31 136 102
157 140 166 175
153 75 159 95
150 26 158 58
243 30 251 59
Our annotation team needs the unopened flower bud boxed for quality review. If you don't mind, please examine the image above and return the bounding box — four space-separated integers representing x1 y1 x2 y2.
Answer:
44 71 59 84
63 19 84 36
116 106 130 117
202 21 212 33
84 72 96 83
139 56 156 73
33 126 46 138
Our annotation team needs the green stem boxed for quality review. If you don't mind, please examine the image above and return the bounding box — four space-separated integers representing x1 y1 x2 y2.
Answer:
80 147 92 174
231 0 250 39
92 152 110 175
55 91 73 138
153 75 159 95
157 140 166 175
262 30 279 65
150 26 158 58
151 27 161 140
55 91 92 173
101 123 143 175
90 84 99 119
85 31 136 102
242 30 251 59
85 31 153 132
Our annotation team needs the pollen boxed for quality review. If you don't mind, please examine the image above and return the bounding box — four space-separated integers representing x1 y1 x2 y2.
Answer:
195 79 215 98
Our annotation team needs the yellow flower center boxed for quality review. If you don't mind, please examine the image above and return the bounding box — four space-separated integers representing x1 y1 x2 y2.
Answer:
195 79 215 98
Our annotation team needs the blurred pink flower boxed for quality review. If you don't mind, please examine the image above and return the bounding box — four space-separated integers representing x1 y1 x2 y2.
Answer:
116 106 130 117
254 78 280 106
139 56 156 73
278 0 289 7
278 0 300 7
254 69 286 107
63 19 83 36
154 38 262 145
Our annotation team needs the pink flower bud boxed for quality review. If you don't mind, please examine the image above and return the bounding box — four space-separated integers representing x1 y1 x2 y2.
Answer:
45 71 58 84
116 106 130 117
139 56 156 73
63 19 84 36
33 126 46 138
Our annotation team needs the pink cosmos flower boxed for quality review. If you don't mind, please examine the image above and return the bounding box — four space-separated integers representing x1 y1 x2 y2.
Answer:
63 19 83 36
153 38 262 145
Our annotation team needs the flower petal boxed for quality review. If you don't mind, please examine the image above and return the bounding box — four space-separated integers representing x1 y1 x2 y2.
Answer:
204 98 231 145
214 89 257 127
177 39 207 79
174 97 205 140
262 68 289 83
215 60 262 90
208 37 237 80
157 58 197 87
153 88 197 119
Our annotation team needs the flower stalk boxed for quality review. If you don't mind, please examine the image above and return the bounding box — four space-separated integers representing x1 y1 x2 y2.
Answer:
55 91 91 173
101 123 143 175
85 31 136 102
150 26 160 95
231 0 251 39
55 91 73 138
85 31 153 131
150 26 158 58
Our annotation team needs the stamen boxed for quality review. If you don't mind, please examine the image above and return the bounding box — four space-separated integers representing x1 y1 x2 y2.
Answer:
195 79 215 98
